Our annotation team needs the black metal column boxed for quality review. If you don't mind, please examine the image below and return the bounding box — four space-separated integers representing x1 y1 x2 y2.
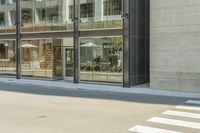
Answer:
145 0 150 83
122 0 130 87
73 0 80 83
16 0 21 79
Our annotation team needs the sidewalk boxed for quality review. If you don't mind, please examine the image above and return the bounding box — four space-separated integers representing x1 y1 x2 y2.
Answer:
0 77 200 99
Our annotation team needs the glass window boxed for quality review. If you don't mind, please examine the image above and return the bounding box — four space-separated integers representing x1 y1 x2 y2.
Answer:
1 0 122 33
68 5 73 20
0 0 5 5
80 2 94 18
80 0 122 30
0 12 5 27
21 0 74 32
21 39 53 78
0 40 16 77
53 39 63 79
103 0 122 16
22 8 33 31
0 1 16 34
80 37 123 83
21 39 64 79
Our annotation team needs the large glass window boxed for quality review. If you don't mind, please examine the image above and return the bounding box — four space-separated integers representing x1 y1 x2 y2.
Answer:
80 0 122 30
0 1 16 34
21 39 64 79
21 0 74 32
0 40 16 76
0 0 125 84
80 37 123 83
1 0 122 33
21 39 53 78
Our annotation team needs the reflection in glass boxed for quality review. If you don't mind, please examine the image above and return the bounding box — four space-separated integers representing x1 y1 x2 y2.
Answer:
80 0 122 30
0 0 122 33
0 1 16 33
21 0 74 32
103 0 122 16
0 40 16 76
21 39 53 78
53 42 62 79
80 37 123 83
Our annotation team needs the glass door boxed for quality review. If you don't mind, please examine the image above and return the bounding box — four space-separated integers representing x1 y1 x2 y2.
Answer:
53 39 62 80
64 47 74 81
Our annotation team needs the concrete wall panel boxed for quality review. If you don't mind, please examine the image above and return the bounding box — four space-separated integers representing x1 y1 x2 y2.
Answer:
150 0 200 93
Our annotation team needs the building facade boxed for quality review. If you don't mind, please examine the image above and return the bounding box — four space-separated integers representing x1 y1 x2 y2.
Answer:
0 0 149 87
2 0 199 93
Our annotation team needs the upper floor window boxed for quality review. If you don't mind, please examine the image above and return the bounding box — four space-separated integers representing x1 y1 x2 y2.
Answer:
103 0 122 16
80 2 94 18
22 9 33 24
0 13 5 27
36 7 59 23
0 0 5 5
69 5 73 20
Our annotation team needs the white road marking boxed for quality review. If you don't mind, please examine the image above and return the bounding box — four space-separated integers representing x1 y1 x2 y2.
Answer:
148 117 200 129
128 101 200 132
175 105 200 111
163 110 200 119
186 100 200 105
128 125 183 133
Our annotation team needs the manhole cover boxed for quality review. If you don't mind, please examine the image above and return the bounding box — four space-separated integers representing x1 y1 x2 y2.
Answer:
38 115 47 119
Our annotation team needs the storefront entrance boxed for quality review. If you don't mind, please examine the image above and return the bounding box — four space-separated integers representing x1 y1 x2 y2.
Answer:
63 47 74 81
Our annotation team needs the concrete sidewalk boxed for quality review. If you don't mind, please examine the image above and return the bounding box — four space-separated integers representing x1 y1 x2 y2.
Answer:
0 77 200 99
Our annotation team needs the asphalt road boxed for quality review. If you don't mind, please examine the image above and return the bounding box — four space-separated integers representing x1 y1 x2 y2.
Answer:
0 82 199 133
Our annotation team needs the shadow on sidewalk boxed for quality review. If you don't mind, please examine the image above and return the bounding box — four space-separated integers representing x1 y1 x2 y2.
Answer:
0 82 197 106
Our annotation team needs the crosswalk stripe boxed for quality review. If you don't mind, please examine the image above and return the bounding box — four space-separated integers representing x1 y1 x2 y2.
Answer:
163 110 200 119
175 105 200 111
128 125 183 133
148 117 200 129
186 100 200 105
